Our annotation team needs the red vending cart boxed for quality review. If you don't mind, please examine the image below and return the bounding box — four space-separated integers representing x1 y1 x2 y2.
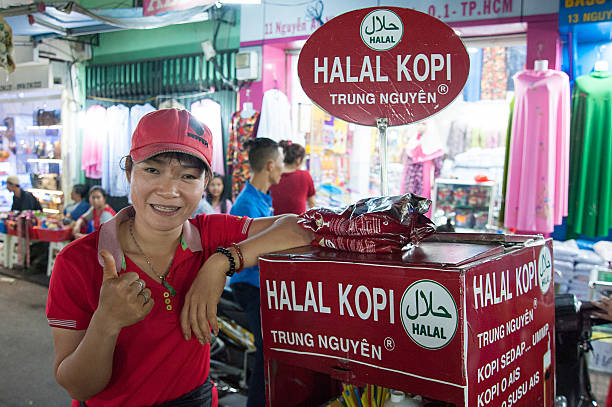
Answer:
259 233 555 406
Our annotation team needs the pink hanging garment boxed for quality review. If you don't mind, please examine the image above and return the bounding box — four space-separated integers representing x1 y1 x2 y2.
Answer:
81 105 107 179
504 69 570 233
400 133 444 218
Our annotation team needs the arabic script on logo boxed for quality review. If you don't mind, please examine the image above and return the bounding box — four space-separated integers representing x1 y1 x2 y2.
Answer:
400 279 458 350
360 9 403 51
538 246 552 294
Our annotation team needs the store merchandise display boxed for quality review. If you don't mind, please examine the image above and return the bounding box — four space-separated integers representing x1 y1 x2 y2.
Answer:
593 241 612 263
227 109 259 199
1 210 71 241
315 183 352 208
399 121 444 201
299 193 435 253
504 68 570 234
191 99 225 175
567 70 612 237
553 239 610 301
431 179 497 231
307 108 353 205
257 88 292 142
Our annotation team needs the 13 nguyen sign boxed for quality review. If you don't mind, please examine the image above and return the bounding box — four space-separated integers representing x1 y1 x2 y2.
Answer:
297 7 470 126
559 0 612 26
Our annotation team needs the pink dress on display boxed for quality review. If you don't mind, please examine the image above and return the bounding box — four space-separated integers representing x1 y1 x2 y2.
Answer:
504 69 570 233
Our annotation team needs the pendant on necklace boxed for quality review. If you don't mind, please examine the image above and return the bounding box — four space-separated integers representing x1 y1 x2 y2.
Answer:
162 279 177 297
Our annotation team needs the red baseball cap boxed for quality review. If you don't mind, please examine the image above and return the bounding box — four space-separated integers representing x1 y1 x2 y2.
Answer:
130 109 212 169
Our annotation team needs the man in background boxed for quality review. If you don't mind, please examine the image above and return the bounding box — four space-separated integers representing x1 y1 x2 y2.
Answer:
229 138 283 407
6 175 42 212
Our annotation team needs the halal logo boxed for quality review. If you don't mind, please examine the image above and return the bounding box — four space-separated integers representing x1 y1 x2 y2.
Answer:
400 280 458 350
187 116 209 147
538 246 552 294
360 9 403 51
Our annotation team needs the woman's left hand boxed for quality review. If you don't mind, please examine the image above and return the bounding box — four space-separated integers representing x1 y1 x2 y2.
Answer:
180 253 227 345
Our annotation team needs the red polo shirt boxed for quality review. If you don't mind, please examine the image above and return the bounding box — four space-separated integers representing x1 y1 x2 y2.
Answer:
46 206 252 407
270 169 316 215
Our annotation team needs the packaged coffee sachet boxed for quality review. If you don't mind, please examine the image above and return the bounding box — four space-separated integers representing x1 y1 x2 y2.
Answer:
298 193 436 253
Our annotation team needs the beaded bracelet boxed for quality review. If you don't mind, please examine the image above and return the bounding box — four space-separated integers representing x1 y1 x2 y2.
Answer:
231 243 245 274
215 247 236 277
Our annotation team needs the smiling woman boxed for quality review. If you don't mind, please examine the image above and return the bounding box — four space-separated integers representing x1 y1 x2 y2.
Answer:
45 108 314 407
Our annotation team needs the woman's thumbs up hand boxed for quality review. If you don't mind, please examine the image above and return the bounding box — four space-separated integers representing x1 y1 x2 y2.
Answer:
95 250 154 334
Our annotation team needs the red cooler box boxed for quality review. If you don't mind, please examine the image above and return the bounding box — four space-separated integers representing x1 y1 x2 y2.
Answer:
259 233 555 406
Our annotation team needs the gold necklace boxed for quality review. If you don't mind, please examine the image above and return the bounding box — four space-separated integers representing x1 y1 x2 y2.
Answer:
129 219 177 297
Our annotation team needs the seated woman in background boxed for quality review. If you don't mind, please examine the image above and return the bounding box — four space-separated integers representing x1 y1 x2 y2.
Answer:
206 173 232 214
72 186 116 238
63 184 90 226
270 140 316 215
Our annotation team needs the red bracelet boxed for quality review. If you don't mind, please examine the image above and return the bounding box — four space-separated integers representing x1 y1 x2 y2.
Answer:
231 243 245 273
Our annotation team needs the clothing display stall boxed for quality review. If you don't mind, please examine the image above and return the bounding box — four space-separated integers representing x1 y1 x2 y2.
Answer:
81 105 106 180
101 104 130 197
82 100 230 202
567 70 612 237
504 67 570 234
227 109 259 199
400 131 444 200
191 99 224 175
257 88 292 142
0 92 66 214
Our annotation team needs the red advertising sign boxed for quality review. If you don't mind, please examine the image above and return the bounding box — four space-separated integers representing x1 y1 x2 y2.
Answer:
143 0 212 17
466 241 555 407
259 236 555 406
297 7 470 127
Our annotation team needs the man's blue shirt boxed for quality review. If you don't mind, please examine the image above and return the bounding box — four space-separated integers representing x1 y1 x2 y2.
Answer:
229 181 273 287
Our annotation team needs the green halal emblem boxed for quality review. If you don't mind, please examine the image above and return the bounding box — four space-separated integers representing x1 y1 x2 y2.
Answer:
400 279 458 349
538 245 552 294
360 9 404 51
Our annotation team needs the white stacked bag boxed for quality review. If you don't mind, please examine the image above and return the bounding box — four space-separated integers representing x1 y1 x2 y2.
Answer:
553 240 609 301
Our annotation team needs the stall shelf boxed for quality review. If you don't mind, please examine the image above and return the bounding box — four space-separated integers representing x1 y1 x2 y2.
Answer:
432 179 498 232
259 233 555 406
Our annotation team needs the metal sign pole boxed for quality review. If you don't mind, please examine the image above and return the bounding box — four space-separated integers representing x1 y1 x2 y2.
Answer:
376 117 389 196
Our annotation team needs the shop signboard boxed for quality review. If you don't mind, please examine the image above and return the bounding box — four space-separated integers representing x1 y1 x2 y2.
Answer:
0 62 52 92
259 235 555 406
297 7 470 126
240 0 558 44
559 0 612 27
142 0 213 17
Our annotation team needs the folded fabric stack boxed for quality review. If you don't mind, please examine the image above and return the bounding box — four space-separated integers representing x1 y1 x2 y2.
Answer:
553 240 577 295
553 240 609 301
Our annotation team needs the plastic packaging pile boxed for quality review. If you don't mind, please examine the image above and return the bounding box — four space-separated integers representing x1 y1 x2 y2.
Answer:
554 239 610 301
298 193 436 253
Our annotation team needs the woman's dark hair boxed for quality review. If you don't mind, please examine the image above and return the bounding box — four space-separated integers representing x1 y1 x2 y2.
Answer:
244 138 279 172
88 185 107 201
123 152 211 180
206 173 228 213
279 140 305 165
73 184 88 199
